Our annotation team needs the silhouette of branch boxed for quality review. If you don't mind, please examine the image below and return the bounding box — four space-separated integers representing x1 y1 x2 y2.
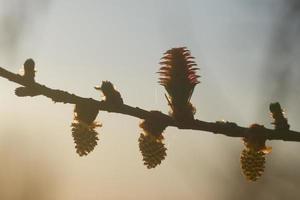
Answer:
1 66 300 142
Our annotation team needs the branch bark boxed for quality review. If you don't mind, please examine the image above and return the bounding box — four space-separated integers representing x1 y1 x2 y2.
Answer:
1 66 300 142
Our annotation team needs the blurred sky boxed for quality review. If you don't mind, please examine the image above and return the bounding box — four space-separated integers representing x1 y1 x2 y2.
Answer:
0 0 300 200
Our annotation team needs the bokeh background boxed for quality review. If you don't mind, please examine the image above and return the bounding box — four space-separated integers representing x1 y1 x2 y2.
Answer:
0 0 300 199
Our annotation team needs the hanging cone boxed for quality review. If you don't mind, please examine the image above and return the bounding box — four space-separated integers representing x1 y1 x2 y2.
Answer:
138 132 167 169
240 149 266 181
240 124 272 181
71 103 101 156
71 120 101 156
158 47 200 123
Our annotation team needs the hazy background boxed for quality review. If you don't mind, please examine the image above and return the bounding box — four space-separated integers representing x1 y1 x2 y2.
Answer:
0 0 300 199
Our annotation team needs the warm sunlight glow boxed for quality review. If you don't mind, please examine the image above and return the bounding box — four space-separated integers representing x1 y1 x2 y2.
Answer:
0 0 299 199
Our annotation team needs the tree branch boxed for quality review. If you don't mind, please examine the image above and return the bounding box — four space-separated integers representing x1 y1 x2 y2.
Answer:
1 66 300 142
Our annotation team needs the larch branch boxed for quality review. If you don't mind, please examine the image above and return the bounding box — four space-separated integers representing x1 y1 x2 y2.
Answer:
1 66 300 142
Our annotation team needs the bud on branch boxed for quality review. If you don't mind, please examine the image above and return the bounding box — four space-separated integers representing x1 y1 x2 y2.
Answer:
0 47 300 181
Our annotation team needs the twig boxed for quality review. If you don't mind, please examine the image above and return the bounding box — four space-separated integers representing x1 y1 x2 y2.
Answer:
1 66 300 142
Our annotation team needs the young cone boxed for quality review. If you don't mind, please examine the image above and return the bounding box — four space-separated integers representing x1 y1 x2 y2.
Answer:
71 103 101 156
138 132 167 169
240 149 266 181
240 124 272 181
71 121 101 156
158 47 200 123
138 112 167 169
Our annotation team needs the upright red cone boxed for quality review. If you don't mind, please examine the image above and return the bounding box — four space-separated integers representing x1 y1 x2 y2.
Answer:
158 47 200 123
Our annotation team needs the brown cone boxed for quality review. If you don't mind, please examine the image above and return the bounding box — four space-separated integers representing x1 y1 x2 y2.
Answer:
240 149 266 181
138 133 167 169
71 121 100 156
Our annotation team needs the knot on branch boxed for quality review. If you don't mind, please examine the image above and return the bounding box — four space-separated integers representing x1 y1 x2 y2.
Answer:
15 59 39 97
215 120 238 130
15 86 40 97
95 81 123 108
270 102 290 130
140 111 167 136
243 124 269 152
22 58 36 83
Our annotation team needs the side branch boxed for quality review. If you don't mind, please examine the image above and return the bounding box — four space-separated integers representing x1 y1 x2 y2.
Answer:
1 66 300 142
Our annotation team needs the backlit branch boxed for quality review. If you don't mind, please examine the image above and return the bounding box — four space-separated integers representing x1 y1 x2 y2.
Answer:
0 63 299 141
1 47 299 181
